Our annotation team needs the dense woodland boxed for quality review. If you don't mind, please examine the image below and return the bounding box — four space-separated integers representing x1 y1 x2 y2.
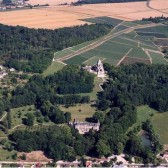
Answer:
0 65 93 117
7 64 167 163
142 16 168 24
0 23 111 73
73 0 146 5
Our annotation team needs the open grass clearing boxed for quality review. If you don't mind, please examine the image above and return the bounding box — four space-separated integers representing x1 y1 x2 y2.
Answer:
128 105 168 145
128 105 157 132
59 103 96 122
0 148 16 161
10 105 36 128
43 61 65 76
151 112 168 144
10 105 54 129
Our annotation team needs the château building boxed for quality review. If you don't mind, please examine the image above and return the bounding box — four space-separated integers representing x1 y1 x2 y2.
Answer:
70 120 100 134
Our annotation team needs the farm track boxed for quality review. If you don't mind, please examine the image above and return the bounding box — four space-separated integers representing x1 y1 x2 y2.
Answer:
56 23 161 62
116 48 133 67
147 0 168 15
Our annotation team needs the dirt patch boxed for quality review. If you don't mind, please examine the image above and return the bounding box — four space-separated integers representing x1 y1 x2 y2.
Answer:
18 151 52 162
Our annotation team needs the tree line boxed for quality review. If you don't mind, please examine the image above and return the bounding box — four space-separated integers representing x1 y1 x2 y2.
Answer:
0 23 112 73
73 0 146 5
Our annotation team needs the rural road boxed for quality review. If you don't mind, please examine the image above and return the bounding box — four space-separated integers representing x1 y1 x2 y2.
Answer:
56 23 161 62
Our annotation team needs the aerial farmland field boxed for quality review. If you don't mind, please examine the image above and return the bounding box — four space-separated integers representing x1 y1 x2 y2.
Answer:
1 0 168 29
52 19 168 67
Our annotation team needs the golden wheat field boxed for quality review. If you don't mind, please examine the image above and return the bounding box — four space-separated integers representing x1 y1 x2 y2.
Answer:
0 0 168 29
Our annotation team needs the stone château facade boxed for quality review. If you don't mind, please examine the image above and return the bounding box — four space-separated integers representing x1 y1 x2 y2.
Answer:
70 120 100 134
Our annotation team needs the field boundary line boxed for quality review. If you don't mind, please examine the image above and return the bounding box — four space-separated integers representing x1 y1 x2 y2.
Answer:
143 48 152 64
57 61 67 65
120 36 156 49
136 31 166 35
116 48 133 67
126 56 151 61
147 49 168 63
109 40 137 47
56 23 160 62
83 56 96 64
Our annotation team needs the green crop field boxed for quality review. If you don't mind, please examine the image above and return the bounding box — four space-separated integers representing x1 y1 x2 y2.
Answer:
136 25 168 34
148 51 168 65
122 21 139 27
81 16 123 26
111 25 128 33
128 47 148 59
50 18 168 67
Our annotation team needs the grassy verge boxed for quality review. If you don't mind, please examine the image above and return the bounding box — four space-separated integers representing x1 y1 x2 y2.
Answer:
151 112 168 144
43 61 65 77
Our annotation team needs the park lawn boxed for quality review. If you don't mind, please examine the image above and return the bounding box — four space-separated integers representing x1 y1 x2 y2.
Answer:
151 112 168 144
136 106 157 126
129 105 168 144
59 103 96 122
128 105 157 131
0 148 16 161
43 61 65 77
10 105 36 128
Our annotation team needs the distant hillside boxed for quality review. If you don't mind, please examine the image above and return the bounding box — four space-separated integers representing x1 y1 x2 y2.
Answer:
73 0 146 5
